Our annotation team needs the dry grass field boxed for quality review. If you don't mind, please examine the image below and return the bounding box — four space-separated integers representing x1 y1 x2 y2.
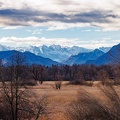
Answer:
26 81 120 120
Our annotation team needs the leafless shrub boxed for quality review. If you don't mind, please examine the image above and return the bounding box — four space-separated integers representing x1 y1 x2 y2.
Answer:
69 80 84 85
83 80 94 87
113 66 120 85
0 86 48 120
69 80 93 87
54 81 62 90
97 69 109 86
21 79 36 86
66 86 120 120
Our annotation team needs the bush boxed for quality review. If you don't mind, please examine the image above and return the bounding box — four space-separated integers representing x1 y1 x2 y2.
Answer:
54 81 62 90
69 80 84 85
21 79 36 86
69 80 93 86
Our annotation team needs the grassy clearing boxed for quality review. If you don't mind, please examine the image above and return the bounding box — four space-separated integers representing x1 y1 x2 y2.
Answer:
0 81 119 120
25 81 120 120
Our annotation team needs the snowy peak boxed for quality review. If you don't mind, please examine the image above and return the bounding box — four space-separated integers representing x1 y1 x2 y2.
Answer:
0 44 93 62
98 47 111 52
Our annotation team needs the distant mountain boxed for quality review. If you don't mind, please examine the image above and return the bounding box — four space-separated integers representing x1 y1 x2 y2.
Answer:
0 50 59 66
0 44 92 62
37 45 92 62
86 43 120 65
98 47 111 52
64 49 104 65
0 44 10 51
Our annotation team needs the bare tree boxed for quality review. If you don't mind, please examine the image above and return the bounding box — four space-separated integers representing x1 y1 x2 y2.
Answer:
97 69 109 85
54 71 62 90
30 64 45 84
0 52 48 120
112 65 120 85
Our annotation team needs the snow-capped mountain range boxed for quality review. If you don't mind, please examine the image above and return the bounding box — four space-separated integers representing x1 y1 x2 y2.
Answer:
0 44 110 63
0 43 119 66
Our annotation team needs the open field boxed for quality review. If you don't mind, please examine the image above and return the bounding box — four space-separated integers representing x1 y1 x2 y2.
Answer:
25 81 120 120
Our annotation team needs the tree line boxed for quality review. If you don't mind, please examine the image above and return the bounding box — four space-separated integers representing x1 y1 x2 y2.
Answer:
0 52 120 85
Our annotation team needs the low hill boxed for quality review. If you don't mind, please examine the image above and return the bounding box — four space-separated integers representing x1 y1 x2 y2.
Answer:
64 49 104 65
0 50 59 66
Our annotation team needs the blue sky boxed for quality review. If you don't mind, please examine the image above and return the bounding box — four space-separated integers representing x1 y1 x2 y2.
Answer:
0 0 120 48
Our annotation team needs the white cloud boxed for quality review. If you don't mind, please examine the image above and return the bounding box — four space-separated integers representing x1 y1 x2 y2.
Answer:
81 29 92 32
0 0 120 31
2 26 22 30
0 36 79 47
47 22 90 30
27 29 42 35
0 36 119 49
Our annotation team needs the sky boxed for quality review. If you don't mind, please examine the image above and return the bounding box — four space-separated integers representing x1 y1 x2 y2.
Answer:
0 0 120 49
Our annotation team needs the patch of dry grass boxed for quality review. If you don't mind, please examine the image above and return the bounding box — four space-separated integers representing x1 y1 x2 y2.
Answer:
28 81 120 120
1 81 119 120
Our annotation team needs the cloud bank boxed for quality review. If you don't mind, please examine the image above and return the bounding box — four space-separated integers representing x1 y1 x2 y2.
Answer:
0 36 119 49
0 0 120 30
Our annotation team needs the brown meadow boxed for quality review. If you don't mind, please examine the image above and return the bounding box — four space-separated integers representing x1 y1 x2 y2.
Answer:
26 81 120 120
